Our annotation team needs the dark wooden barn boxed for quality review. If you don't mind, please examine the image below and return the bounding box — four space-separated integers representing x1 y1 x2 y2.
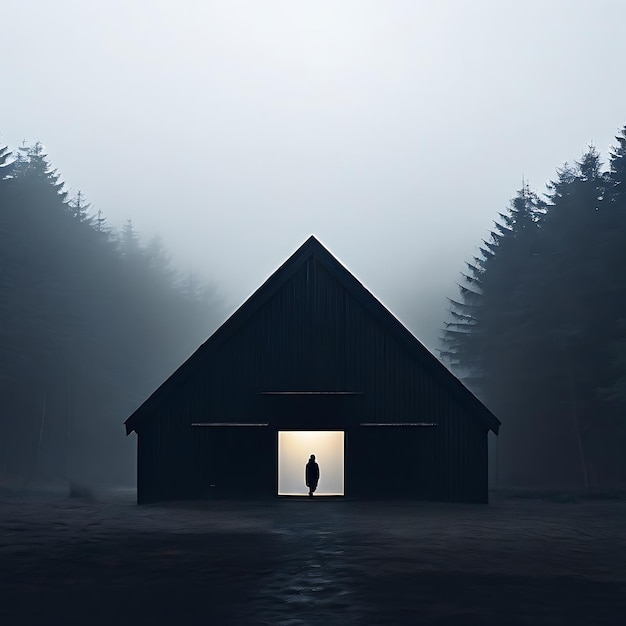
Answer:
125 236 500 504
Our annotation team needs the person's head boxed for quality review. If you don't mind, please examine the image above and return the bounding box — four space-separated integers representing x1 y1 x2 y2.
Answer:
310 454 316 461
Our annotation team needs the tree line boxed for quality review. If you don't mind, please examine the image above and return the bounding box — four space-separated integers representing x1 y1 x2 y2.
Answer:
442 126 626 490
0 142 223 485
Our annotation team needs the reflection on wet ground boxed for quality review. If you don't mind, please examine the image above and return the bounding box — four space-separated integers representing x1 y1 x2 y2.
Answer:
1 491 625 624
260 514 362 624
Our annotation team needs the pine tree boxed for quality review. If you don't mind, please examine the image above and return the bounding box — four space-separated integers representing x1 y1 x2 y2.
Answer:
15 142 68 205
608 125 626 192
0 145 17 471
68 190 92 223
119 219 141 259
0 139 223 483
446 142 624 489
94 209 109 236
441 182 547 486
602 127 626 406
441 182 544 395
529 147 609 489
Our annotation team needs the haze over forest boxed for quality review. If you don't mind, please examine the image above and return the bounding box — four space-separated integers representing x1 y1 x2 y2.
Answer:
3 1 626 348
2 1 626 487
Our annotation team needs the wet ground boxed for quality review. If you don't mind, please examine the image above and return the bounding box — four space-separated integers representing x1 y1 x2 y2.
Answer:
1 489 625 625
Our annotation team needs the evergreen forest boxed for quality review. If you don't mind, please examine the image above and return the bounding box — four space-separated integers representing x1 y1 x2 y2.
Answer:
3 128 625 493
0 142 223 486
442 126 626 490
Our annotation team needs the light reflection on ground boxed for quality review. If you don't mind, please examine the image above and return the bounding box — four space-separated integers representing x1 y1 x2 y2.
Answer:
1 489 625 624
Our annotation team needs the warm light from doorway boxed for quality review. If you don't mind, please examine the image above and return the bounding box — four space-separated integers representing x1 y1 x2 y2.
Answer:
278 431 345 496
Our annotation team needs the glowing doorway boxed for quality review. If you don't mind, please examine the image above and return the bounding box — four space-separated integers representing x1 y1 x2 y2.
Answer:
278 431 345 496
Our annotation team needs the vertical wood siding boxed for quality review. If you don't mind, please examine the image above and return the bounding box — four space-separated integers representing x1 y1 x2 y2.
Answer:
136 255 489 503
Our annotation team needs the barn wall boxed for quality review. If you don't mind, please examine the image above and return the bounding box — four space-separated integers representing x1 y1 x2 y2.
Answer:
193 425 275 498
136 397 199 504
137 255 490 503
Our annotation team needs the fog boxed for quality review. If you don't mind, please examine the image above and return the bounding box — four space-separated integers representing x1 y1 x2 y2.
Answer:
3 1 626 349
4 10 626 625
3 1 626 491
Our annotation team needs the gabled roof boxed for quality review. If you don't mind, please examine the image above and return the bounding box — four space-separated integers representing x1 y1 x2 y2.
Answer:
125 235 500 435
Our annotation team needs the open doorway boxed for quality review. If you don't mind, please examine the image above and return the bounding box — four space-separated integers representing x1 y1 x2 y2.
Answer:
277 431 345 496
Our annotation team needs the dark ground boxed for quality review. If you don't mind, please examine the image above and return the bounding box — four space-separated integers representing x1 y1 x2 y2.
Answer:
1 488 625 625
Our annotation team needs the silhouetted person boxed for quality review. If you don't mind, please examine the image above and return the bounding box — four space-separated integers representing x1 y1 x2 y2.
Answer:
305 454 319 496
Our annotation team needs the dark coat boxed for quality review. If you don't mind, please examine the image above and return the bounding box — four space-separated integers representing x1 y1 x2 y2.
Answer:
305 460 320 490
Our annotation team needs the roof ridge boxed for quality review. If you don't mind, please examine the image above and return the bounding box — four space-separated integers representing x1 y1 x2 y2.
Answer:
125 236 500 435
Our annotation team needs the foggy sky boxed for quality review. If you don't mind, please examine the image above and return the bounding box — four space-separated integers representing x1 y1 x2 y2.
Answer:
3 1 626 350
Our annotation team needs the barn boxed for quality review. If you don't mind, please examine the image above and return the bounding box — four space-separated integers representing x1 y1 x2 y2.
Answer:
124 236 500 504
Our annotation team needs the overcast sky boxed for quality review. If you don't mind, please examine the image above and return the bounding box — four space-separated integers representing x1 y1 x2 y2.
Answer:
3 1 626 350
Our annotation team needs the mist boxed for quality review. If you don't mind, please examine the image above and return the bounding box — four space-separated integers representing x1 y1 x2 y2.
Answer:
3 1 626 347
3 4 626 624
3 1 626 488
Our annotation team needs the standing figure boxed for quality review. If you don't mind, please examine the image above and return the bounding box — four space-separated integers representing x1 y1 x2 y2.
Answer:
305 454 320 496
